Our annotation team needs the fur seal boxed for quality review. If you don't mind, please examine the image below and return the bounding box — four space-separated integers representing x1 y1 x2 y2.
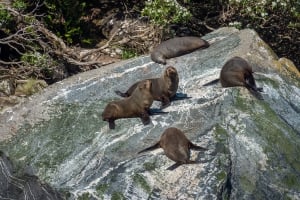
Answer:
203 56 263 98
115 66 188 109
138 127 207 170
102 80 154 129
151 37 210 64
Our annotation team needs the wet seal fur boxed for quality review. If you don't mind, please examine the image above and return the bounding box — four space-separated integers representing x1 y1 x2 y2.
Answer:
151 36 210 65
138 127 207 170
115 66 190 109
102 80 154 129
203 56 263 99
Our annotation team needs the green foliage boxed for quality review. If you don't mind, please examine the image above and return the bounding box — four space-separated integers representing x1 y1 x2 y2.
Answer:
12 0 27 11
21 52 50 67
121 48 138 59
228 0 299 22
141 0 192 26
0 4 13 29
42 0 88 44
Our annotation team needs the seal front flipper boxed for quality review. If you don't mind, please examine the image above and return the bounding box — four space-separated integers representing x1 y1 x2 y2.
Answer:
189 142 208 151
166 162 182 170
202 78 220 86
159 95 171 109
114 90 129 97
140 111 151 125
170 92 192 101
148 108 169 115
244 72 264 93
138 142 160 154
256 87 263 92
108 120 116 129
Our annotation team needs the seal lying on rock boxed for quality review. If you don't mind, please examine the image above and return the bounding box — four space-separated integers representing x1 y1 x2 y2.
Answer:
151 37 210 64
203 56 263 99
115 66 190 109
138 127 207 170
102 80 155 129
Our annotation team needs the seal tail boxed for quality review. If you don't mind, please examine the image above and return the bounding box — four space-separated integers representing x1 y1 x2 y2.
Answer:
202 78 219 86
114 90 128 97
138 142 160 154
189 142 208 151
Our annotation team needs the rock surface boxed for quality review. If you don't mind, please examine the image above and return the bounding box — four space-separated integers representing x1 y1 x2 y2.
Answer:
0 27 299 200
0 151 63 199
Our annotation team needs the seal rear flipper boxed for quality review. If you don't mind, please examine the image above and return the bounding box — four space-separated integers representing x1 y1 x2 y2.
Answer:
138 142 160 154
170 93 192 101
189 142 208 151
140 112 151 125
166 162 182 170
202 78 220 86
114 90 129 97
108 120 116 129
160 96 171 109
148 108 169 115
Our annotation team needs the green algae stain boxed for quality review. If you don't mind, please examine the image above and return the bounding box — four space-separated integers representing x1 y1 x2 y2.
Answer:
77 192 91 200
214 124 230 155
133 173 151 193
233 90 253 112
214 124 229 142
96 184 109 199
111 191 125 200
283 174 298 188
240 175 255 193
143 160 157 171
216 171 227 181
250 101 300 190
0 101 105 180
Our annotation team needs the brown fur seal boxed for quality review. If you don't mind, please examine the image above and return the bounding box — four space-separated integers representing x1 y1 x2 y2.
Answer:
115 66 184 109
138 127 207 170
151 37 210 64
203 56 263 98
102 80 154 129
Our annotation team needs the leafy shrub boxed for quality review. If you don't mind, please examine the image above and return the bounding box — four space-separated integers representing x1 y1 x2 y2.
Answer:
141 0 192 26
0 4 13 31
227 0 299 28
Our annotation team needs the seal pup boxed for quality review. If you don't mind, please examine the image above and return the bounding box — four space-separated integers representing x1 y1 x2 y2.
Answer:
151 36 210 64
115 66 190 109
203 56 263 99
138 127 207 170
102 80 154 129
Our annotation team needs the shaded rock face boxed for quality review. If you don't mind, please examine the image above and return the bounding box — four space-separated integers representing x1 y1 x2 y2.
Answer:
0 28 300 199
0 151 63 199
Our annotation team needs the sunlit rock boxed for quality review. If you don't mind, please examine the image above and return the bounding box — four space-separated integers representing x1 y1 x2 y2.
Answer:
0 27 299 199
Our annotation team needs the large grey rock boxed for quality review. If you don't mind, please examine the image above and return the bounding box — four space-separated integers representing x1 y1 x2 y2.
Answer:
0 151 63 199
0 27 299 200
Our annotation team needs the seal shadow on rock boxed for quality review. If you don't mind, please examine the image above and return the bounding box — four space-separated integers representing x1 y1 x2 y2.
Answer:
151 36 210 65
102 80 155 129
115 66 191 110
138 127 208 170
203 56 264 100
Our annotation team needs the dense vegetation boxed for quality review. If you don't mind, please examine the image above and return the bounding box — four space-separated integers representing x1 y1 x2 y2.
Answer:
0 0 299 96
